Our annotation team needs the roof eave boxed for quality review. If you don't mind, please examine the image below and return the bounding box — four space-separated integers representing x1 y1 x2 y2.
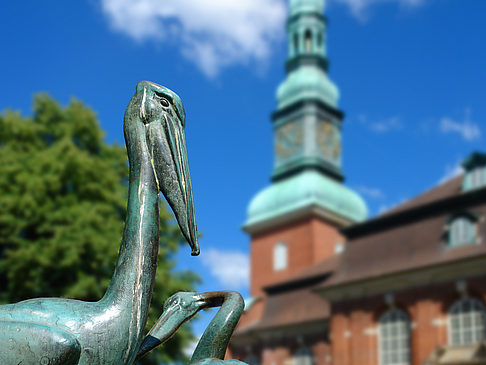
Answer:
315 253 486 302
341 185 486 239
243 204 355 235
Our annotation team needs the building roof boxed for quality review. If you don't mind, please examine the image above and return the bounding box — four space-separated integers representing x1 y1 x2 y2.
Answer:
255 284 329 330
237 167 486 337
264 255 339 291
276 66 339 110
381 176 463 217
235 280 329 335
319 176 486 291
244 170 368 231
234 257 337 336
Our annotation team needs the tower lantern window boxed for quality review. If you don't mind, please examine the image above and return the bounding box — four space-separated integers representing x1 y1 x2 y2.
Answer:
305 30 312 52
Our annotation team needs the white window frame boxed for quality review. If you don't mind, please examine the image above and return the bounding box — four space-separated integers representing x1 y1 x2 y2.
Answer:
378 309 411 365
470 166 486 189
304 29 313 53
448 297 486 346
449 216 476 247
294 347 313 365
273 242 287 271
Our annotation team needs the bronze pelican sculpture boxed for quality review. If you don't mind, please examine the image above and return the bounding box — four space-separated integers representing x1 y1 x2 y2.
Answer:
135 291 246 365
0 81 202 364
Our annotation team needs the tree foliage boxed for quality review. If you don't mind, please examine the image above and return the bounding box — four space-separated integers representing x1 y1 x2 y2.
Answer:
0 94 200 364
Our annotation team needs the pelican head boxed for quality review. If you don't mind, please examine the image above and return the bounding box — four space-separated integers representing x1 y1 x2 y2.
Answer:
127 80 199 256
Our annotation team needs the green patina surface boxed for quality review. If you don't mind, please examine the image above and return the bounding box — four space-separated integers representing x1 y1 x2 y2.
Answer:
277 66 339 110
246 170 367 227
246 0 367 229
0 81 244 365
278 0 338 110
0 81 198 365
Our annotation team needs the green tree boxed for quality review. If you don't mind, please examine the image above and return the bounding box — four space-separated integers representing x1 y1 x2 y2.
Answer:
0 94 200 364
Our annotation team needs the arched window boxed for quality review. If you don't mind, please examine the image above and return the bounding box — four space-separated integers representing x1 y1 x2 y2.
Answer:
294 347 313 365
449 216 476 247
304 29 312 52
449 297 486 346
273 242 287 271
379 309 411 365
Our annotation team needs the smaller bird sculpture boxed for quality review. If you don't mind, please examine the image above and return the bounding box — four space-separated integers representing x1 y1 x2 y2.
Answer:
136 291 247 365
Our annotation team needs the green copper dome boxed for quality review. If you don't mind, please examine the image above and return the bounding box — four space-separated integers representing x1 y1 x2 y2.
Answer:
245 170 368 227
244 0 366 232
276 66 339 110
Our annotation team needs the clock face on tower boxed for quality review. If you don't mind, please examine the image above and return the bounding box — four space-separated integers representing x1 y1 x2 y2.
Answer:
316 120 341 165
275 121 304 163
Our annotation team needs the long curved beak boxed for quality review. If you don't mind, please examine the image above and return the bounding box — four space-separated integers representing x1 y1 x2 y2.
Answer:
147 113 199 256
165 115 199 255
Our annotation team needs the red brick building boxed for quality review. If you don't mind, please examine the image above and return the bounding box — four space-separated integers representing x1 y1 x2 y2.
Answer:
228 1 486 364
318 164 486 365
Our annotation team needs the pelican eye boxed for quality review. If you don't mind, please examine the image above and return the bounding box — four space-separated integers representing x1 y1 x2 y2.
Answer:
159 98 170 108
154 91 171 108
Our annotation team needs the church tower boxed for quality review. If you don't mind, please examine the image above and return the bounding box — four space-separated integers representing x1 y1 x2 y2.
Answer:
244 0 367 297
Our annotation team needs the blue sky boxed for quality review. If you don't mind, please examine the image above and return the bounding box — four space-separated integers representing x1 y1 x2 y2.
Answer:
1 0 485 338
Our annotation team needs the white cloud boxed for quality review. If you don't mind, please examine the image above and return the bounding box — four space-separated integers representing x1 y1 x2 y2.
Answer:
439 113 481 141
377 197 409 215
358 115 403 133
370 117 403 133
355 185 385 199
331 0 425 20
200 248 249 289
378 204 391 215
100 0 286 77
438 161 464 185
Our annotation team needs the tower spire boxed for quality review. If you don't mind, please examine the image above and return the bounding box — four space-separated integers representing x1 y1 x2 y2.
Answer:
244 0 367 234
273 0 341 181
287 0 328 71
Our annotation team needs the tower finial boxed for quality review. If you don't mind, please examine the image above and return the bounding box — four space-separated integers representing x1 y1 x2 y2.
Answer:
287 0 328 66
290 0 325 16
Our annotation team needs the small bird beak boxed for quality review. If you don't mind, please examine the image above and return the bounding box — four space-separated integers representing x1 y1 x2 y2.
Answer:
194 291 227 308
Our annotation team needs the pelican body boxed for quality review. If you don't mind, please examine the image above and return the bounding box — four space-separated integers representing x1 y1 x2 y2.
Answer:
0 81 199 365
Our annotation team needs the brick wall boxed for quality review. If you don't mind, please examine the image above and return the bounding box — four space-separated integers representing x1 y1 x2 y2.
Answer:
330 276 486 365
250 217 344 296
231 332 331 365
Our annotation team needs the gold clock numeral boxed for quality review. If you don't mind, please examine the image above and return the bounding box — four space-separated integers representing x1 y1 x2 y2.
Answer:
317 121 340 162
275 121 303 159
